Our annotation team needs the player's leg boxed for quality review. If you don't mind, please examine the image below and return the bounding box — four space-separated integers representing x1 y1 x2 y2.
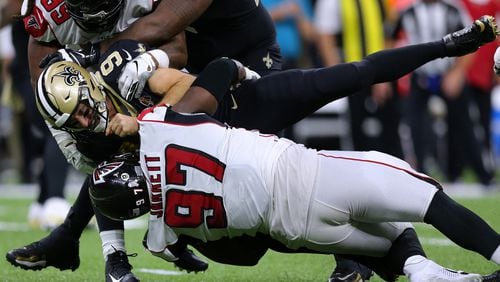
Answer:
322 149 500 263
308 149 499 279
93 205 139 282
6 177 94 271
230 15 498 134
230 40 450 133
424 190 500 263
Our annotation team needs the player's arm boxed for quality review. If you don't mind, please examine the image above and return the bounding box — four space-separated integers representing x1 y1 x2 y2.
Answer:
164 57 259 115
148 68 196 105
106 0 212 50
28 37 61 88
147 32 187 70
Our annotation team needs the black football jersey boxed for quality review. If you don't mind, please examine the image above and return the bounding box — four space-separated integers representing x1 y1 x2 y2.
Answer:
185 0 282 74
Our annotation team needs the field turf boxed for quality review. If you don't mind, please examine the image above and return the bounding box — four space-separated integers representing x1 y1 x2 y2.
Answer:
0 191 499 281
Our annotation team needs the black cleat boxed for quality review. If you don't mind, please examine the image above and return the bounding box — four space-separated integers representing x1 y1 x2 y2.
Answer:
5 225 79 271
173 248 209 273
443 15 499 57
482 270 500 282
329 256 374 282
105 250 139 282
328 270 364 282
143 231 208 273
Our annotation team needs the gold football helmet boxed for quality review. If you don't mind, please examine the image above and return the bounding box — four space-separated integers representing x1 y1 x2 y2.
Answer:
36 61 109 132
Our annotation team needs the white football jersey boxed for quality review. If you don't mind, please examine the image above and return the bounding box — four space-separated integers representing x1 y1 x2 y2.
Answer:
22 0 156 45
138 105 295 252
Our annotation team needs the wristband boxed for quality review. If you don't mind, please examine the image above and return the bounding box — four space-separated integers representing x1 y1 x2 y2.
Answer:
147 49 170 69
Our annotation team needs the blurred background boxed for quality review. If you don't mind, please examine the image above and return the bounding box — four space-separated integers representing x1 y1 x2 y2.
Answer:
0 0 499 231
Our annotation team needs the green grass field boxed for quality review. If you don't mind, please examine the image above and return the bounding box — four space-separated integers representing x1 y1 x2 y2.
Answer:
0 193 499 281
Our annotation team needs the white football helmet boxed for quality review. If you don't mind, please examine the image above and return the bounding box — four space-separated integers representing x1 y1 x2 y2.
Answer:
36 61 109 132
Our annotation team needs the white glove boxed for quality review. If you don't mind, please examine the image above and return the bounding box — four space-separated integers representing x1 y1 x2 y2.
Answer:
494 47 500 76
244 66 261 80
118 50 170 101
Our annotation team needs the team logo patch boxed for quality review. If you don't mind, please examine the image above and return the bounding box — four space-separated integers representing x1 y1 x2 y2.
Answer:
138 95 154 107
262 52 273 69
54 66 81 86
93 161 124 185
26 16 40 29
135 43 147 54
23 6 48 38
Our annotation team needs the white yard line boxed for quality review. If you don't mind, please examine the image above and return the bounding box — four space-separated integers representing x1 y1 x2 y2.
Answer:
136 268 185 276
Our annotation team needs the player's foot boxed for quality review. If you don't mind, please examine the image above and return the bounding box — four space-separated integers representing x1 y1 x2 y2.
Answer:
328 270 364 282
105 250 139 282
142 231 208 273
482 270 500 282
443 15 498 57
329 258 373 282
173 247 209 273
5 225 79 271
407 259 482 282
40 197 71 231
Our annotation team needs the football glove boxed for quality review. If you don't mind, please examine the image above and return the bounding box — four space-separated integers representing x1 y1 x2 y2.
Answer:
243 66 261 80
118 50 169 101
494 46 500 76
39 45 100 69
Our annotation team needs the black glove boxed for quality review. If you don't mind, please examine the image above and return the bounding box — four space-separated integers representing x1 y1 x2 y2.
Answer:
39 44 100 69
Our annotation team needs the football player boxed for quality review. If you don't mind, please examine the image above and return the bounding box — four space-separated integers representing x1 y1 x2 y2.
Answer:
91 77 500 281
16 0 377 280
93 99 500 281
12 0 285 281
24 14 500 280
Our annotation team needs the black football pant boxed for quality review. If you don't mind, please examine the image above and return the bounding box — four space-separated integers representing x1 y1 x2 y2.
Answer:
225 41 448 135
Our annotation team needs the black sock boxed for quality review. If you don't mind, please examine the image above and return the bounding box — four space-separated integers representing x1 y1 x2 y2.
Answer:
62 176 94 240
424 190 500 259
385 228 426 274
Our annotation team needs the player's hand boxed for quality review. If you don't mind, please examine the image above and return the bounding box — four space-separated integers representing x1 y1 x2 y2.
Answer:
105 114 139 137
231 59 261 81
494 47 500 76
243 66 261 80
118 52 157 101
39 45 100 68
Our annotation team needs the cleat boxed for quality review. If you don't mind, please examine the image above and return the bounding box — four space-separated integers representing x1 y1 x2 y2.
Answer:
407 259 483 282
173 248 208 273
143 231 208 273
482 270 500 282
328 270 364 282
5 225 79 271
443 15 498 57
105 250 139 282
329 257 373 282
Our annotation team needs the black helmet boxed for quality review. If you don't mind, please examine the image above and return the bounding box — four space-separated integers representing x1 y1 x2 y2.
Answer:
89 156 150 220
66 0 124 33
